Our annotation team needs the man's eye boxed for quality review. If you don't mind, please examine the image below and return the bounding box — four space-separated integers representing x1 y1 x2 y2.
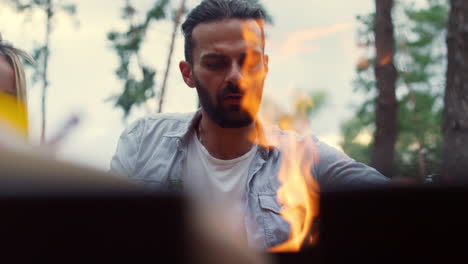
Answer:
205 61 228 71
244 56 262 71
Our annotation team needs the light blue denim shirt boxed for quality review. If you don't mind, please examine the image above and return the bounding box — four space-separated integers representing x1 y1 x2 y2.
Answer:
110 111 388 249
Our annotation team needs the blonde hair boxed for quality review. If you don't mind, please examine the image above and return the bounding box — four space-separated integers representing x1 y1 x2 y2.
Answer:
0 33 34 137
0 33 34 103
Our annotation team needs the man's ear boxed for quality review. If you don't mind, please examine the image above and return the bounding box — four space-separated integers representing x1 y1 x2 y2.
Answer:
179 61 195 88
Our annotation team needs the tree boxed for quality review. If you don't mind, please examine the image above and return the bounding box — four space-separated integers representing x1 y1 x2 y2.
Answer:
158 0 186 113
107 0 170 118
342 0 448 180
372 0 398 177
442 0 468 180
108 0 273 118
5 0 77 144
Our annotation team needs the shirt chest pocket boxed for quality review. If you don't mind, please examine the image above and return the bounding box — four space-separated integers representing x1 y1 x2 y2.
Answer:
134 178 165 190
258 194 289 248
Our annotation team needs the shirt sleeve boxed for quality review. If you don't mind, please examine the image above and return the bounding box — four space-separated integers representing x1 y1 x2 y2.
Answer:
109 119 144 178
312 137 389 190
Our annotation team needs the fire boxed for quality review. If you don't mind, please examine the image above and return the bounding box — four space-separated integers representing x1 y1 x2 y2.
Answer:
239 20 266 129
240 21 320 252
277 23 352 58
379 53 393 66
268 128 320 252
357 56 371 70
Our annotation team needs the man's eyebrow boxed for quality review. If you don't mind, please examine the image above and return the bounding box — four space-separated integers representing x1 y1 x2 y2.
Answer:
200 53 228 60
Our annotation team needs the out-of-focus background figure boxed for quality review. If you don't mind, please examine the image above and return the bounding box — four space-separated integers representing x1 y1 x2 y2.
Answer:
0 32 34 139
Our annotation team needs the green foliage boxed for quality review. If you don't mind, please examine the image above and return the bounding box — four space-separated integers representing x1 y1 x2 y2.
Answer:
4 0 78 143
28 45 47 84
107 0 170 117
5 0 78 86
108 66 157 115
341 0 448 179
295 91 327 118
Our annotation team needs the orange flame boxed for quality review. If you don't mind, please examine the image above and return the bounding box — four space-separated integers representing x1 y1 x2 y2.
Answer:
240 22 320 252
239 20 267 129
379 53 393 66
357 56 371 70
269 127 320 252
276 23 352 58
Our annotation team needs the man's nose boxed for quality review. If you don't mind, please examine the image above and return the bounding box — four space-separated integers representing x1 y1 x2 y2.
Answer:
225 61 243 85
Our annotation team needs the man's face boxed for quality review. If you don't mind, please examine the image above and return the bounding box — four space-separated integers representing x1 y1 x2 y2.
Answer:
181 19 268 128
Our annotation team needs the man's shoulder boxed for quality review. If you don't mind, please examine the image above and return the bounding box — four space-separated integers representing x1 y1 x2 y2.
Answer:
124 112 195 137
131 112 194 132
139 111 195 124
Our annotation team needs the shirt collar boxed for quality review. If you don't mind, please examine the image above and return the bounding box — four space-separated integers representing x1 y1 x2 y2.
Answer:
162 109 275 158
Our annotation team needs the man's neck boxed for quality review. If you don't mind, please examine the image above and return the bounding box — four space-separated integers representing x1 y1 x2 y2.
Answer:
198 112 256 160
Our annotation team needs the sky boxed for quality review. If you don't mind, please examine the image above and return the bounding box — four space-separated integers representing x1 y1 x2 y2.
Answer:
0 0 375 171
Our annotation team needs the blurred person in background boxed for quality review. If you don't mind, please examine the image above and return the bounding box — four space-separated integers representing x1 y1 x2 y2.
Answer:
111 0 389 250
0 33 33 139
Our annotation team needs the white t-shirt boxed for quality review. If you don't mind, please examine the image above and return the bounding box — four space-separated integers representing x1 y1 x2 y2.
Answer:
183 132 257 233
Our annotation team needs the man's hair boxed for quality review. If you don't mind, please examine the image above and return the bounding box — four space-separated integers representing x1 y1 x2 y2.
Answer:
181 0 266 65
0 33 34 104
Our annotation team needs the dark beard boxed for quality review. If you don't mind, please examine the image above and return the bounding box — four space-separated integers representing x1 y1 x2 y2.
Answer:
194 79 254 128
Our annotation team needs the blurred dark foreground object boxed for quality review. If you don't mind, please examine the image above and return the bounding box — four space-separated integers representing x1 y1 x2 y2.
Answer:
0 145 185 263
0 192 186 263
274 183 468 264
0 192 269 264
2 134 468 263
0 139 270 264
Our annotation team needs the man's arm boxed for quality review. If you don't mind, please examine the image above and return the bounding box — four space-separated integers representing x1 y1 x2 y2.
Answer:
110 119 144 178
312 138 389 190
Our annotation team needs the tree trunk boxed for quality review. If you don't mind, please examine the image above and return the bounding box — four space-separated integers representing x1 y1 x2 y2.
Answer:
41 0 53 144
417 140 427 180
442 0 468 181
157 0 186 113
371 0 398 178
